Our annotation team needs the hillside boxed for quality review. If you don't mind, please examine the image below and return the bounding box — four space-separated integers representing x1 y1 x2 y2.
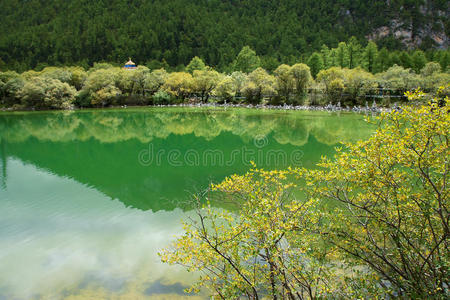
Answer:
0 0 448 71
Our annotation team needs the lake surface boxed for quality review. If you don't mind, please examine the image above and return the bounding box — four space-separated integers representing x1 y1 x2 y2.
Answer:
0 107 374 299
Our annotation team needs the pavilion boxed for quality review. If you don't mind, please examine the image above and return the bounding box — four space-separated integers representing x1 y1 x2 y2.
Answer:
123 58 137 69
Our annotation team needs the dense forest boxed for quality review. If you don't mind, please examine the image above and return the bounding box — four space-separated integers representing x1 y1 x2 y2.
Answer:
0 0 448 71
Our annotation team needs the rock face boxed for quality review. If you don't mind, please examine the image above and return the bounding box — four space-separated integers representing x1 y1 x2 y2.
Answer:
368 1 448 49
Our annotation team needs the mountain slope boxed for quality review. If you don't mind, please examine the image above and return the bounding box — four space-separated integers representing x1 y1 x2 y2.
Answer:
0 0 447 70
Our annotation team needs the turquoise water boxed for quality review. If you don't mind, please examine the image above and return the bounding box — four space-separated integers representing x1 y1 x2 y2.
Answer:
0 108 374 299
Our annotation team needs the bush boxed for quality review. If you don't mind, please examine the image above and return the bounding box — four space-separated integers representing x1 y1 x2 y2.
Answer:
316 67 344 103
342 67 377 105
40 67 72 83
74 89 91 107
144 68 168 95
1 58 448 109
81 68 120 106
191 69 221 102
17 76 76 109
290 63 312 101
274 64 294 102
90 84 121 106
161 91 450 299
161 72 193 100
152 90 171 105
375 65 419 94
213 76 236 102
241 67 276 104
0 72 23 105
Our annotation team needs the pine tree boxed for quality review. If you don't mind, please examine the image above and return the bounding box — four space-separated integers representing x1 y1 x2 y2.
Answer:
232 46 261 73
363 41 378 73
399 52 413 69
336 42 349 68
439 51 449 71
186 56 206 74
320 45 331 69
307 52 324 78
411 50 427 73
347 37 362 69
375 48 391 72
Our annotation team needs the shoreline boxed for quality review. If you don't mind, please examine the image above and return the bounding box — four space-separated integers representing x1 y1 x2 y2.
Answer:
0 102 391 113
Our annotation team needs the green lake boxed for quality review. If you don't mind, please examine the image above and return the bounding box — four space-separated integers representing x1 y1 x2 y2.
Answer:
0 107 374 299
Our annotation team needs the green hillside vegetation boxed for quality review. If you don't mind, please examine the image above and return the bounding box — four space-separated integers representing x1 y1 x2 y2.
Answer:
0 0 448 71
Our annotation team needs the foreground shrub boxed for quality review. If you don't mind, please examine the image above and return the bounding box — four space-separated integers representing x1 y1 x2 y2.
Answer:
160 167 333 299
161 91 449 299
301 91 449 298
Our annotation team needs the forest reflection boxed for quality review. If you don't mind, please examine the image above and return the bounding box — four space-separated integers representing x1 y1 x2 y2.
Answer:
0 108 374 146
0 108 374 211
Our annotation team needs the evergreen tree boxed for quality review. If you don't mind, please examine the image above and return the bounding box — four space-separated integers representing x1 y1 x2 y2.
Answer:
438 51 449 71
261 56 281 72
363 41 378 73
336 42 349 68
375 48 391 73
307 52 324 78
399 52 414 69
328 48 338 68
186 56 207 74
411 50 427 73
320 45 331 69
347 36 362 69
390 52 402 67
232 46 261 73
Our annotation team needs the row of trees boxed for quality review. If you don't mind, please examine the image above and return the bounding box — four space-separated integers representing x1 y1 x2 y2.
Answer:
161 92 449 299
306 39 449 76
1 53 449 109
